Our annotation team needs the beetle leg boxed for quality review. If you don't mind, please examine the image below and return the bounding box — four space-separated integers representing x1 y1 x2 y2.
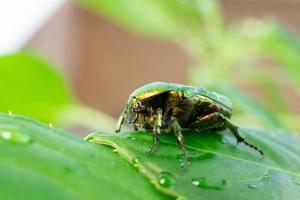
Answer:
227 123 264 157
148 108 162 154
169 116 187 169
191 112 264 156
115 109 127 133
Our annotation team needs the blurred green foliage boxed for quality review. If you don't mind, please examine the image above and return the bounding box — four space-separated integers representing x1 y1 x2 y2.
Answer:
0 52 73 123
0 52 116 130
73 0 217 40
77 0 300 131
1 1 298 130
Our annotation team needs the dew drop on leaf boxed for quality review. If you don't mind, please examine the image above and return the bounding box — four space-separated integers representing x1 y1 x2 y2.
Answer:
263 175 270 179
126 135 137 140
176 154 183 162
112 149 118 153
8 111 13 116
292 177 300 185
157 171 176 188
48 123 53 128
0 129 31 144
132 157 139 167
192 179 200 186
221 139 227 144
188 153 214 161
191 177 230 190
248 183 258 189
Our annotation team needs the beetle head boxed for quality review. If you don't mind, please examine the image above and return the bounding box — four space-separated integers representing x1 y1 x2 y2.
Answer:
126 96 145 123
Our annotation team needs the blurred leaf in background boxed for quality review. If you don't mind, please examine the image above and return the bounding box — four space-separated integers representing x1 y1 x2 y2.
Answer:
0 52 116 131
74 0 214 41
246 20 300 88
75 0 300 131
0 52 73 123
2 1 298 131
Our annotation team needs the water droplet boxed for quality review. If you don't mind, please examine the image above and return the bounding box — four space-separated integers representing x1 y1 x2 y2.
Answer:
48 123 53 128
187 153 214 161
112 149 118 153
0 129 31 144
8 111 13 116
191 177 230 190
176 154 183 162
248 183 258 189
221 139 227 144
263 175 270 179
292 177 300 185
126 135 137 140
157 171 176 188
1 131 11 139
132 157 139 167
192 179 200 186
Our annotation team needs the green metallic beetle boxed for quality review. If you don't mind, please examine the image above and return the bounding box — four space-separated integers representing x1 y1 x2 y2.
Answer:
116 82 263 167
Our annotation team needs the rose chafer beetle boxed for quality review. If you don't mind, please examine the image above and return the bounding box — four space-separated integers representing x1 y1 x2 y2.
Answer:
116 82 263 167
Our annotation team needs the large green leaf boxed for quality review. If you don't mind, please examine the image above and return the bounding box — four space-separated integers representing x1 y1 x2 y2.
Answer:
87 128 300 200
0 52 73 123
0 113 168 200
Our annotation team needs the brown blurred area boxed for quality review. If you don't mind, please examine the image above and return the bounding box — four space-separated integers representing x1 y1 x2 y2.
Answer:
26 0 300 117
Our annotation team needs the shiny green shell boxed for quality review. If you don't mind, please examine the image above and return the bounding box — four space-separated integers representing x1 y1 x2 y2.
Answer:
130 82 232 109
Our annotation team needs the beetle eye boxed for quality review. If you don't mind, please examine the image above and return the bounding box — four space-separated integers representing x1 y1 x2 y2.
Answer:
133 104 138 109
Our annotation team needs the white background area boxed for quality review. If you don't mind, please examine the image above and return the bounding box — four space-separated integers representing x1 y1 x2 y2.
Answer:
0 0 65 55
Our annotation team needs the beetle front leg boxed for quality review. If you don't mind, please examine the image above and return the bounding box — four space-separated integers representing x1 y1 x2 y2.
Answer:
148 108 163 154
190 112 264 156
169 116 187 169
115 109 127 133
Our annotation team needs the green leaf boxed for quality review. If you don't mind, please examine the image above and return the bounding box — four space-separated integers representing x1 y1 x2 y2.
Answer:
245 20 300 92
74 0 222 40
0 113 168 200
87 129 300 200
0 52 73 123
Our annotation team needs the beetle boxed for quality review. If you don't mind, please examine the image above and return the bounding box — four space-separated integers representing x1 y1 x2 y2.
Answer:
116 82 263 167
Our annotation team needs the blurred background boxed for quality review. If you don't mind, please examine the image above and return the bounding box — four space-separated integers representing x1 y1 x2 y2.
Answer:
1 0 300 135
